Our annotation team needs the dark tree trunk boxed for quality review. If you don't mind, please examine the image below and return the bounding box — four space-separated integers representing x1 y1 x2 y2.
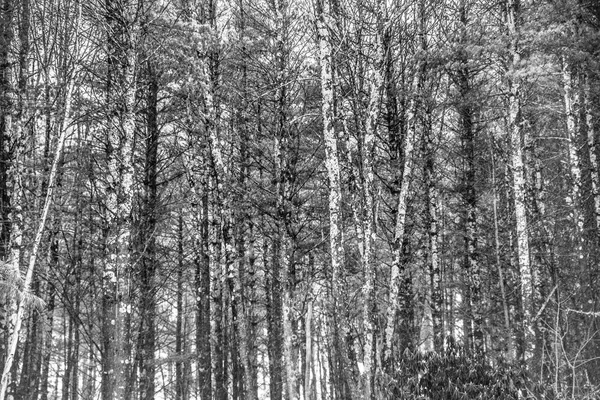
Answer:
176 212 189 400
453 1 483 355
267 241 283 400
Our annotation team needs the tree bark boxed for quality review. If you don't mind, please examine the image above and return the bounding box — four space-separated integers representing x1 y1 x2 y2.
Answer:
176 213 187 400
101 0 139 397
359 11 385 397
562 59 585 242
317 3 346 396
383 43 422 369
0 34 78 400
583 74 600 236
0 0 15 264
506 0 534 365
491 144 514 359
137 61 159 400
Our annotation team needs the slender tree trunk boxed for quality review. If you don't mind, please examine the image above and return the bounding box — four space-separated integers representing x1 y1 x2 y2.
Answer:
38 288 54 400
491 145 514 359
102 0 138 397
0 0 15 265
506 0 534 365
359 13 385 398
421 100 438 355
137 62 159 400
304 295 313 400
383 50 422 369
233 1 256 397
0 0 18 387
39 217 59 400
583 74 600 235
0 13 79 391
451 0 483 354
61 312 74 400
196 163 212 400
270 1 297 398
266 239 283 400
176 213 186 400
317 3 346 396
562 59 586 242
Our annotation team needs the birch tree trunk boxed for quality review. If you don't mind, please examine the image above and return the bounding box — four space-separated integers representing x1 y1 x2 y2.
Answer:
417 0 438 355
0 0 17 376
317 0 341 309
316 0 348 394
0 45 78 400
583 74 600 235
506 0 534 364
383 41 423 370
0 0 15 264
191 2 227 398
360 13 385 398
562 59 585 241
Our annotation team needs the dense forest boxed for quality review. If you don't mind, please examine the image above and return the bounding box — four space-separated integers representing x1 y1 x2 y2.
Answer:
1 0 600 398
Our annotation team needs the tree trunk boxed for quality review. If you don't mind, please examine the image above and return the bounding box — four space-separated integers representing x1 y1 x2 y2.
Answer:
506 0 534 365
0 15 79 393
421 96 438 355
562 59 585 244
317 2 346 395
102 0 138 397
0 0 18 386
583 74 600 236
383 47 421 369
137 61 159 400
176 212 187 400
0 0 15 264
491 144 514 359
360 13 385 397
266 240 283 400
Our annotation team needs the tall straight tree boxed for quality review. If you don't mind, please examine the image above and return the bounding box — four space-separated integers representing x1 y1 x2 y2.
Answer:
451 0 483 354
0 5 81 397
505 0 535 365
358 3 385 396
270 0 297 397
383 7 423 367
137 60 159 400
316 0 346 397
101 0 139 398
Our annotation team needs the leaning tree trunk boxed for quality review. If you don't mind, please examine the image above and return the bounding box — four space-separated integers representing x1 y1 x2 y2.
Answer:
0 42 78 400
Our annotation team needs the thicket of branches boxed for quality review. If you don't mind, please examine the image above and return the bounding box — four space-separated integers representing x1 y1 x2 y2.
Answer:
1 0 600 399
